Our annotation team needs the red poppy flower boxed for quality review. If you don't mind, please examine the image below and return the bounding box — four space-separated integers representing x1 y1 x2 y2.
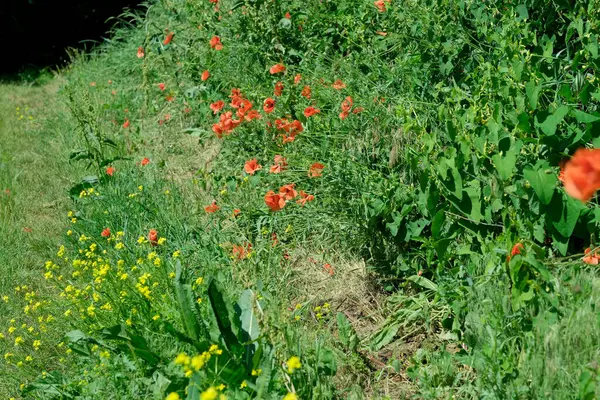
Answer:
341 96 353 112
511 243 524 257
232 242 252 260
323 263 334 276
563 148 600 202
137 46 145 58
158 83 166 91
279 183 298 200
294 74 302 84
274 81 284 97
210 100 225 114
275 155 288 166
233 209 241 217
201 70 210 81
304 106 320 118
270 164 283 174
163 32 174 45
122 119 130 128
583 247 600 265
301 86 311 99
339 111 349 120
332 79 346 90
141 157 150 166
148 229 158 246
269 63 286 74
296 190 315 206
285 12 291 19
210 36 223 50
204 201 220 213
106 166 115 176
263 98 275 113
165 95 174 102
374 0 389 12
353 107 364 114
308 162 324 177
101 228 111 237
265 190 286 211
290 120 303 134
244 159 262 175
244 110 262 122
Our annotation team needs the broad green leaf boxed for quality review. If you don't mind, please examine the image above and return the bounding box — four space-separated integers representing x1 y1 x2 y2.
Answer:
525 81 541 109
431 210 446 239
549 195 584 238
571 109 600 124
173 260 203 341
238 289 259 367
535 105 569 136
492 149 517 180
317 348 338 376
207 279 241 351
407 275 438 291
516 4 528 21
523 166 557 205
336 312 358 351
369 322 399 351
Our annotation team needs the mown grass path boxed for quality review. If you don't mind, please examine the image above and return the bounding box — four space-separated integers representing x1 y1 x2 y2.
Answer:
0 80 78 396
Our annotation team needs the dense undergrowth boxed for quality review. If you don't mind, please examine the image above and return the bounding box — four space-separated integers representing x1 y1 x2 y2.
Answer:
1 0 600 398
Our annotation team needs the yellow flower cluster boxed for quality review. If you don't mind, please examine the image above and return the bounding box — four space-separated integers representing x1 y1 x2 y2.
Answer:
174 345 223 377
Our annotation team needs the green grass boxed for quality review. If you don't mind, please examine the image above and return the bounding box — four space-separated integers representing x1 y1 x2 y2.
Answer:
1 0 600 399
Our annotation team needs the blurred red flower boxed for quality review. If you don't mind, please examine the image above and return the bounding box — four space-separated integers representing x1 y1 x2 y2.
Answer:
210 100 225 114
308 162 324 177
210 36 223 50
304 106 320 118
244 159 262 175
201 70 210 81
332 80 346 90
279 183 298 200
563 148 600 202
265 191 286 211
301 86 311 99
163 32 174 45
204 201 220 213
274 81 284 96
269 63 286 74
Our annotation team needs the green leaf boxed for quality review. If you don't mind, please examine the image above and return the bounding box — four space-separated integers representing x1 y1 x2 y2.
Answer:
525 81 542 109
369 322 400 351
571 109 600 124
317 348 338 376
431 210 446 239
407 275 438 291
173 260 203 341
238 289 259 368
549 195 584 238
524 166 557 205
207 279 241 351
492 149 517 180
336 312 358 351
516 4 528 21
535 105 570 136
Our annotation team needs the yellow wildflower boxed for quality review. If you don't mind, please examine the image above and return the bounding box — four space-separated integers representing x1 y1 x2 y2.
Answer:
286 356 301 373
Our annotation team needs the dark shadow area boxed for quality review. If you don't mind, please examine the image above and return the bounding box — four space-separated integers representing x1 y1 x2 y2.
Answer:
0 0 144 81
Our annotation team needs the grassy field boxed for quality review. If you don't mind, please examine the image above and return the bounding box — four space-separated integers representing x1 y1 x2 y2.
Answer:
1 0 600 399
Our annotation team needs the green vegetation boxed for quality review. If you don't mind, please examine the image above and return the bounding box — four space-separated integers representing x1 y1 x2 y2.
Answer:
1 0 600 399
